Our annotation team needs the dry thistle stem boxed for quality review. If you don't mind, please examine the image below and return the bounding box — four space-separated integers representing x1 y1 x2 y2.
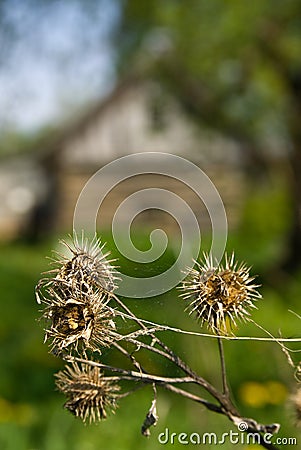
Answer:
293 388 301 427
181 253 261 334
141 398 158 437
55 362 120 423
36 237 287 449
39 285 117 354
36 233 119 354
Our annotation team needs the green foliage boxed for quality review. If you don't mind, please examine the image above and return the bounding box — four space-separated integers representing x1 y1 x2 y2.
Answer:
227 173 292 270
0 125 58 159
117 0 301 147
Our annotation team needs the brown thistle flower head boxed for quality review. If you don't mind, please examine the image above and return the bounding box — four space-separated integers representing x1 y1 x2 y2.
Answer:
51 233 118 295
40 285 117 354
55 362 120 423
180 253 261 334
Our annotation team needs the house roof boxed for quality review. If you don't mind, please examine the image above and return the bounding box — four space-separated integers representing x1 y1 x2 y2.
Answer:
36 74 143 165
40 75 243 171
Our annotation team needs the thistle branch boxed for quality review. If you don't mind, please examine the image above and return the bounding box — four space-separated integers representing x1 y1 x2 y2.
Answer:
217 337 230 397
36 236 288 450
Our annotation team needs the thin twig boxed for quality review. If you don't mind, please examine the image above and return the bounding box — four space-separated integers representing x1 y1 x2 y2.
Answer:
115 308 301 342
112 341 229 426
111 294 238 414
113 341 143 373
67 355 196 385
217 337 229 397
126 337 184 364
161 383 224 414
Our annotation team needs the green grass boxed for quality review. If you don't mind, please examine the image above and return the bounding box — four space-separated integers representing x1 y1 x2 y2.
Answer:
0 228 300 450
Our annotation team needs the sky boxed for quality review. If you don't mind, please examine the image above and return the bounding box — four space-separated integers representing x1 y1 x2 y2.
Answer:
0 0 119 132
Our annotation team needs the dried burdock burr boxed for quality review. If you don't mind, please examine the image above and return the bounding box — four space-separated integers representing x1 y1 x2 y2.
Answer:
55 362 120 423
39 285 117 354
180 253 261 334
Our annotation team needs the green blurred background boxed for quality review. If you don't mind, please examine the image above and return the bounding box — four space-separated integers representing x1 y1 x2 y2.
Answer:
1 1 301 449
0 221 300 449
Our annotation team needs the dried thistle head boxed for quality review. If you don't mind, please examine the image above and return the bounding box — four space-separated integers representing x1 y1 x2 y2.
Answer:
180 253 261 334
51 233 118 295
40 285 117 354
55 362 120 422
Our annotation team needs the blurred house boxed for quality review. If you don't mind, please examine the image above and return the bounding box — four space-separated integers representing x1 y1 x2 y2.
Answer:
0 76 245 240
0 156 54 241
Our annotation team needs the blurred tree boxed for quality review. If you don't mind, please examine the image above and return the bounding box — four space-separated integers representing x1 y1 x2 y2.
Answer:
114 0 301 271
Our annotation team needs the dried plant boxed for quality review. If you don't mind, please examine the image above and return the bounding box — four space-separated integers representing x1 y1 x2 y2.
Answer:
180 253 261 334
35 234 301 450
36 234 117 304
55 362 120 422
39 284 118 354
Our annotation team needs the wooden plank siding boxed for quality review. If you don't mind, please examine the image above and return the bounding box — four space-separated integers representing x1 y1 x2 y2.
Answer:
56 167 244 233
